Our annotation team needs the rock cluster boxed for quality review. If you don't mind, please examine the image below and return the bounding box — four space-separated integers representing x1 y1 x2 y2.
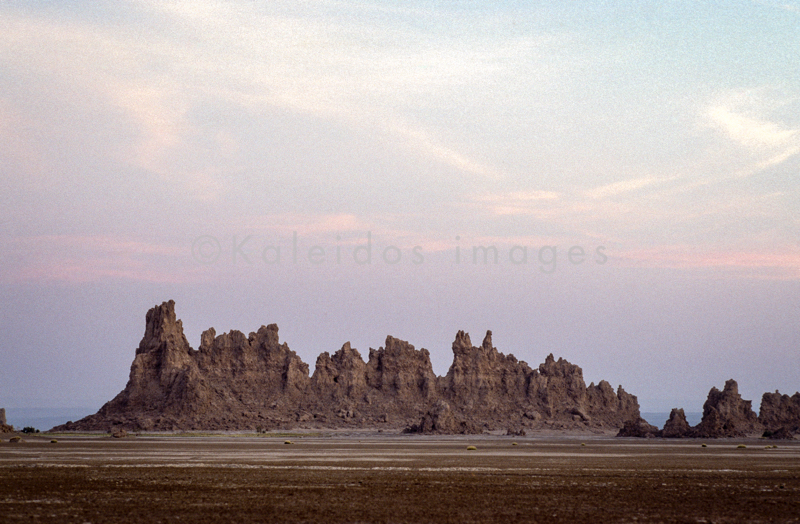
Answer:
54 301 643 433
618 380 799 439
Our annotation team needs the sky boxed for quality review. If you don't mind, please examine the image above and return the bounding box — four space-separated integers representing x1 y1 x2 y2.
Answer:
1 1 799 423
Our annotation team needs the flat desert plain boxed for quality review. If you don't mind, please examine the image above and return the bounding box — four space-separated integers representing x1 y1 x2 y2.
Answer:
1 433 798 523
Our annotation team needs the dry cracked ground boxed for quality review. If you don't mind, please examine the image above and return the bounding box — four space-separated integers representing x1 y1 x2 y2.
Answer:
1 433 798 523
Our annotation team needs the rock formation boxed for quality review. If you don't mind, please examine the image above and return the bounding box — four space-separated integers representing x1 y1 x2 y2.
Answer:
54 300 643 433
764 426 794 440
616 416 660 438
435 330 639 432
404 399 480 434
619 380 761 438
693 380 761 438
0 408 13 433
660 408 692 438
620 380 799 439
759 391 800 436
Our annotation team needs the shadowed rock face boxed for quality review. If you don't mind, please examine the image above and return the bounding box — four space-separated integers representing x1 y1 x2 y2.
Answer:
438 331 640 432
0 408 12 433
616 416 660 438
759 391 800 434
55 301 642 433
661 408 692 438
404 399 481 435
441 330 534 416
694 380 761 438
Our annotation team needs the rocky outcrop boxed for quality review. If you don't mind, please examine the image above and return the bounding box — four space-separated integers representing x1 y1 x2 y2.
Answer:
53 300 643 433
616 416 659 438
661 408 692 438
0 408 13 433
58 302 313 432
441 330 532 419
307 336 437 427
694 380 761 438
764 427 795 440
436 331 640 432
759 391 800 435
585 380 640 426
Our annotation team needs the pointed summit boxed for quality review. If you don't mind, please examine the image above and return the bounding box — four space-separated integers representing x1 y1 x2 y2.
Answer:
481 330 493 351
136 300 190 356
452 330 472 352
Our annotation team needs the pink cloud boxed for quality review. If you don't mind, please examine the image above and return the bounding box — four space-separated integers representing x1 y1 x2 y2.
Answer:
0 234 199 285
615 245 800 279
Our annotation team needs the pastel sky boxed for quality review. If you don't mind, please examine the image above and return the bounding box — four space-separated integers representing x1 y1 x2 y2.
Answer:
1 1 798 418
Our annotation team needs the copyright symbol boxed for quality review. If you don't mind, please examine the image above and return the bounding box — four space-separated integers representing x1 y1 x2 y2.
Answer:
192 235 221 265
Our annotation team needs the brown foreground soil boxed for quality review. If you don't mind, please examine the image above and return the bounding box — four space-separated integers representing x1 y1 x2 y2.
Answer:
1 432 798 523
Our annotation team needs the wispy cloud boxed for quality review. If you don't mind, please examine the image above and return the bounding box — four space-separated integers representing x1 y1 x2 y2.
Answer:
2 2 798 281
3 1 533 198
123 1 564 183
615 244 800 280
584 176 671 200
702 90 800 183
706 105 798 152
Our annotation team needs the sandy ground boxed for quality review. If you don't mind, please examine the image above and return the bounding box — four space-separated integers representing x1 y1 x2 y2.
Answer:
1 432 798 523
